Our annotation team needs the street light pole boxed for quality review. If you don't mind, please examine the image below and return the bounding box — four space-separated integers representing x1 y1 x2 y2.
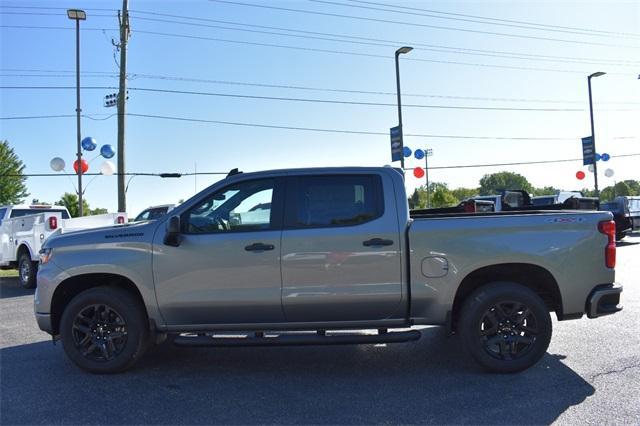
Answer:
67 9 86 216
588 71 605 197
395 46 412 170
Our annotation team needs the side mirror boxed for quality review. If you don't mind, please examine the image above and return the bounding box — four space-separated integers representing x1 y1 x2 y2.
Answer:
164 215 181 247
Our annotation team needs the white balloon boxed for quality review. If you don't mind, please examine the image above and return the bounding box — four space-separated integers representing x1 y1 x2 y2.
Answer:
588 164 594 173
604 168 614 178
50 157 65 172
100 160 116 176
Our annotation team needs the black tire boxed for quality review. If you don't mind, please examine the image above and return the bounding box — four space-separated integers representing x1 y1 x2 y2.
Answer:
59 287 150 374
459 281 552 373
18 253 37 289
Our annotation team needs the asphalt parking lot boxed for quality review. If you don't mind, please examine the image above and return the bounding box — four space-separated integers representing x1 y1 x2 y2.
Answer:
1 233 638 425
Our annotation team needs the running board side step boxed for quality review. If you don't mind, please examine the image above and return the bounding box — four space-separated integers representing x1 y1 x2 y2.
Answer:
173 330 421 347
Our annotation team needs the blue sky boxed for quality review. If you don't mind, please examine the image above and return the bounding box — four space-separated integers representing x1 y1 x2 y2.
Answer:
1 0 639 215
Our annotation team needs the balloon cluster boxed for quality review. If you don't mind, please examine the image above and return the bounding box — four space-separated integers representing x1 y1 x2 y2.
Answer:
575 152 613 180
50 137 116 176
402 146 431 179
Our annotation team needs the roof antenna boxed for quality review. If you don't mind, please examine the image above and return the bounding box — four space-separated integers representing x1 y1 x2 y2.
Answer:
227 168 242 177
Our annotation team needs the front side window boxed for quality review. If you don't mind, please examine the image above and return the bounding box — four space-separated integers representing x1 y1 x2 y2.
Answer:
288 175 383 228
185 179 275 234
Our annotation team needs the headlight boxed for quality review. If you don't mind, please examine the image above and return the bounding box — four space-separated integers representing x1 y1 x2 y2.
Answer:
39 248 53 265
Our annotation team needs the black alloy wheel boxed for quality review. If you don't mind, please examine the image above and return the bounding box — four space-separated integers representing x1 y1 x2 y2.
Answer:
60 287 150 374
72 304 128 362
478 301 539 361
459 282 552 373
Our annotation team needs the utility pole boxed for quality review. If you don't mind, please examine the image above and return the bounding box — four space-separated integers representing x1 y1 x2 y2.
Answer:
117 0 130 212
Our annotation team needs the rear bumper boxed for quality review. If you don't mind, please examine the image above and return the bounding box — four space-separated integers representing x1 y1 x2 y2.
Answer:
587 283 623 319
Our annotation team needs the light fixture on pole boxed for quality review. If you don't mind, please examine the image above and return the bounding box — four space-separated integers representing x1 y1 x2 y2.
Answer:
67 8 86 215
587 71 605 197
395 46 413 170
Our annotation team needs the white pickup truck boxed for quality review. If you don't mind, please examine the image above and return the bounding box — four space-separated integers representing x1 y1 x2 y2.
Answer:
0 205 127 288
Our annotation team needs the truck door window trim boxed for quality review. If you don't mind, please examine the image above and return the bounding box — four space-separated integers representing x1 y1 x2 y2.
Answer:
283 174 384 230
181 177 285 235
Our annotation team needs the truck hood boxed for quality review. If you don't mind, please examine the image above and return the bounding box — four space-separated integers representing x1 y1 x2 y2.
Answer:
44 221 157 249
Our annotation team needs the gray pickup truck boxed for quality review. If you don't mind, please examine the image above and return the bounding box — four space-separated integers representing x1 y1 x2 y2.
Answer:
35 167 622 374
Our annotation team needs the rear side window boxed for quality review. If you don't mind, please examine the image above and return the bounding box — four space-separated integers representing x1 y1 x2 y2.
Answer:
10 209 70 219
0 208 6 224
286 175 384 228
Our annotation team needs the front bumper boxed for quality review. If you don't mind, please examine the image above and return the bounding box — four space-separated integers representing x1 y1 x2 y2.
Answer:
587 283 623 319
35 313 53 334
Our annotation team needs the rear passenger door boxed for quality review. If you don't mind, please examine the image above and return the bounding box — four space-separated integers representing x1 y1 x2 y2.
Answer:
281 173 403 322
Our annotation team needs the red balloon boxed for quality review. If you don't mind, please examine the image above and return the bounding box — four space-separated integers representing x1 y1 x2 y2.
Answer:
73 159 89 174
576 171 585 180
413 167 425 178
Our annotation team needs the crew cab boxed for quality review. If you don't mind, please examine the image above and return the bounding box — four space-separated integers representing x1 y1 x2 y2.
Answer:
34 167 622 374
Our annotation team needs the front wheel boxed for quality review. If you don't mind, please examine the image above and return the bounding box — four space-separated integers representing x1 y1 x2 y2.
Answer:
18 253 37 289
59 287 150 374
459 282 552 373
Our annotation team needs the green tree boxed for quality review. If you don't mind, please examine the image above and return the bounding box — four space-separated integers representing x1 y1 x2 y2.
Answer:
613 181 632 197
431 187 459 207
408 186 427 209
532 186 559 196
90 207 108 215
0 140 29 204
479 171 534 195
621 180 640 195
56 193 89 217
599 186 616 202
451 187 479 202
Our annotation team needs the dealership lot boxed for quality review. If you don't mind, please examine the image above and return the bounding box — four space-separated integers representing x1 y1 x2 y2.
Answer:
1 234 638 425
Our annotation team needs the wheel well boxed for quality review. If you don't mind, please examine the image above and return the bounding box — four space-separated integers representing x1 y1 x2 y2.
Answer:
450 263 562 332
50 274 149 335
17 244 31 259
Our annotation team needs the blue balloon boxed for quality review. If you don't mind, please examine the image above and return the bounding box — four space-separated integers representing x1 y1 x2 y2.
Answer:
403 146 412 158
601 153 610 161
81 137 97 151
414 149 425 160
100 144 116 159
595 153 602 161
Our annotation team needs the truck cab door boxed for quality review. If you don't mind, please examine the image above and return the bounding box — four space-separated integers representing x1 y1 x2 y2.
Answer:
153 177 285 326
281 173 404 322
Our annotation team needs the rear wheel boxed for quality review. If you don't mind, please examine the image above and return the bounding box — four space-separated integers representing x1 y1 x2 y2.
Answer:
59 287 150 374
18 253 37 289
459 282 552 373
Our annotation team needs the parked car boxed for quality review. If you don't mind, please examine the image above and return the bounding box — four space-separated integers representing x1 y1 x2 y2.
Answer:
0 204 127 288
134 204 175 222
600 199 633 240
615 196 640 231
35 167 621 374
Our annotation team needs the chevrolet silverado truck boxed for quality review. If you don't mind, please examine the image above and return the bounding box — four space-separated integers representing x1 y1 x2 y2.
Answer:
34 167 622 374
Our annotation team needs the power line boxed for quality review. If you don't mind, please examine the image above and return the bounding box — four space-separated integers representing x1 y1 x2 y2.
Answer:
127 12 638 67
209 0 640 49
7 85 632 112
1 112 637 142
3 69 638 105
426 153 640 170
313 0 640 40
132 29 635 75
5 153 639 177
2 24 636 75
345 0 640 38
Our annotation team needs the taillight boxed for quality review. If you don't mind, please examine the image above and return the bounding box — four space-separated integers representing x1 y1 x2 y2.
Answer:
48 216 57 230
116 216 125 224
598 220 616 268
